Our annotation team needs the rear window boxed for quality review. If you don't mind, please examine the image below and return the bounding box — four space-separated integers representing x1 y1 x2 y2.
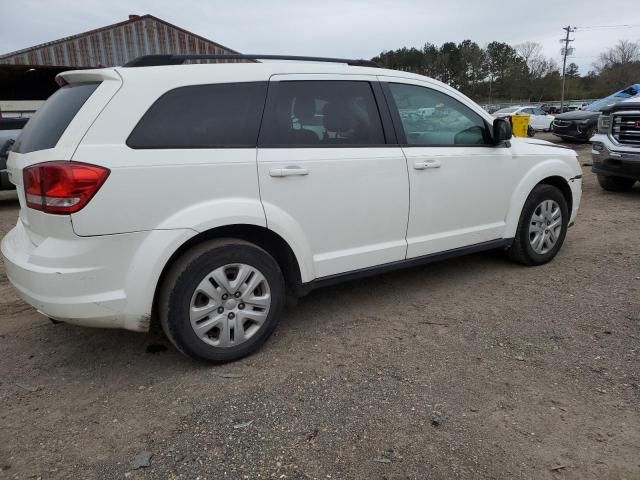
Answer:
14 82 100 154
127 82 268 149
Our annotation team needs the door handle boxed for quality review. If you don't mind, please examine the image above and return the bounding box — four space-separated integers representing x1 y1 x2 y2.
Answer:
269 166 310 177
413 159 441 170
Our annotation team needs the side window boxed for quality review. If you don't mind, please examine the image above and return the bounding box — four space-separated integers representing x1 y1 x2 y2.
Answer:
259 81 385 146
387 83 489 146
522 108 535 115
127 82 267 149
534 108 546 115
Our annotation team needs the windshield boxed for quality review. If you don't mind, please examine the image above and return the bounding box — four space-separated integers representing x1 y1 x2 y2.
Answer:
585 96 627 112
585 86 640 112
494 106 519 114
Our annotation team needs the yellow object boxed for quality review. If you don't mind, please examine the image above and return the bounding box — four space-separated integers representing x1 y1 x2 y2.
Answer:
510 114 530 137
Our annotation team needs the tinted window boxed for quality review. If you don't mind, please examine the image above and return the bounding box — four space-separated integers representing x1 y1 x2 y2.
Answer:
387 83 489 146
15 82 100 154
259 81 385 146
127 82 268 149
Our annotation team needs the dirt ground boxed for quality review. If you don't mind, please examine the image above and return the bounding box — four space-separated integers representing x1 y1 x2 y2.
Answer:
0 133 638 480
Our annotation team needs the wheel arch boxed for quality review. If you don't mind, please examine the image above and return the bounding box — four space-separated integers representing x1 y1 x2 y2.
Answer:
150 224 308 329
537 175 573 215
505 163 575 238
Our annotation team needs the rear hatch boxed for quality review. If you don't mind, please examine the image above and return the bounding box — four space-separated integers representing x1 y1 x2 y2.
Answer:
7 69 122 244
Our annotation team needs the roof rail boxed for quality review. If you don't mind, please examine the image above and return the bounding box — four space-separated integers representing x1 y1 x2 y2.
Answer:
122 54 380 68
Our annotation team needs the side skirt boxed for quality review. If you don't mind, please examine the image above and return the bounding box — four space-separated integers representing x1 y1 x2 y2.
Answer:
302 238 513 292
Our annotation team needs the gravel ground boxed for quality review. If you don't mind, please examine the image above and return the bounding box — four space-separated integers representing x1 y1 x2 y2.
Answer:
0 134 638 480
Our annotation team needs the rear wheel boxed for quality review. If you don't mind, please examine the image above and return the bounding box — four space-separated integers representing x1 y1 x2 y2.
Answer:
159 239 285 362
527 125 536 137
597 174 636 192
509 184 569 266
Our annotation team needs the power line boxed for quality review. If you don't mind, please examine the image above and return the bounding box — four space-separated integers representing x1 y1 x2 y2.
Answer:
576 24 640 30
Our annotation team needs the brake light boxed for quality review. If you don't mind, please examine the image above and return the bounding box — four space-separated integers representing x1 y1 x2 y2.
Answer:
23 161 110 214
55 76 68 87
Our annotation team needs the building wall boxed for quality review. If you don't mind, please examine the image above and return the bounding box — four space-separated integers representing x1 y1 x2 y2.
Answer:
0 100 43 117
0 15 238 68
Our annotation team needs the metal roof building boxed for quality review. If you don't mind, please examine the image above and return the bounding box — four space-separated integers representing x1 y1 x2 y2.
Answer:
0 14 240 107
0 14 239 68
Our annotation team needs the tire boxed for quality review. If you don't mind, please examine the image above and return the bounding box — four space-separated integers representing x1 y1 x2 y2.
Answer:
159 239 286 362
597 174 636 192
582 126 595 142
508 184 569 266
527 125 536 137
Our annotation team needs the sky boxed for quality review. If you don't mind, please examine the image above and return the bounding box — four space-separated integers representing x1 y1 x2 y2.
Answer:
1 0 639 74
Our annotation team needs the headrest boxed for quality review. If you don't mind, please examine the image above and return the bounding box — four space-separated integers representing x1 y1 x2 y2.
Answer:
293 97 316 122
322 102 355 133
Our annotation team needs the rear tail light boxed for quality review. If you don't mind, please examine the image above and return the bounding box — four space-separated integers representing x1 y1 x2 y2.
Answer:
23 161 110 214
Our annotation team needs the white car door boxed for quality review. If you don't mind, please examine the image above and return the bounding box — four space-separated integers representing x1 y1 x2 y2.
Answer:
522 108 539 129
380 77 516 258
532 107 552 130
257 76 409 279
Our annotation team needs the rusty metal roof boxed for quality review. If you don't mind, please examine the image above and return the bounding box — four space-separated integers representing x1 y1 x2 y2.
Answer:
0 14 240 68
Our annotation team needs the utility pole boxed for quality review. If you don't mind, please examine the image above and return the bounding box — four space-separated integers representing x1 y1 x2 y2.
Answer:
560 26 576 112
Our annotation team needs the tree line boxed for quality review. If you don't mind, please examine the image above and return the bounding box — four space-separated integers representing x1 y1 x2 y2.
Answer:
372 40 640 104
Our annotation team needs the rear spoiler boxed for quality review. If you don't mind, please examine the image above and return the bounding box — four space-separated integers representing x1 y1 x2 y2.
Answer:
55 68 122 86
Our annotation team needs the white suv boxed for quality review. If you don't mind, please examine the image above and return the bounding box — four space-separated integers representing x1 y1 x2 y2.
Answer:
1 55 582 362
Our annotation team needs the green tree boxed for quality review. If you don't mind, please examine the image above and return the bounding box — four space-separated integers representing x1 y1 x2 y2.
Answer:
457 40 487 97
566 63 579 78
371 37 639 104
485 41 527 101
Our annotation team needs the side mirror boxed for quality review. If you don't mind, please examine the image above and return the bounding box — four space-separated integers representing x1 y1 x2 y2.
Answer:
493 117 512 143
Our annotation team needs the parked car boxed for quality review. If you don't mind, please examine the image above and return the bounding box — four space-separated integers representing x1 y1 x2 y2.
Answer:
591 96 640 191
572 102 590 111
481 104 500 114
552 85 640 142
493 105 554 134
0 118 28 189
540 104 557 114
566 102 589 111
1 55 583 362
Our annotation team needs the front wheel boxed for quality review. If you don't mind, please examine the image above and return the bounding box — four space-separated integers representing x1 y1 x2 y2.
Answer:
597 174 636 192
159 239 286 362
582 126 595 142
508 184 569 266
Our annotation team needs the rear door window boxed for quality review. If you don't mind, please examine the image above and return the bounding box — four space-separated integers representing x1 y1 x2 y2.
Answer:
14 82 100 154
259 81 386 146
127 82 268 149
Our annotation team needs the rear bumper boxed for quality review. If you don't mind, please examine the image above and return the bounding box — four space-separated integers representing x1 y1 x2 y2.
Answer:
591 141 640 180
1 219 195 331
